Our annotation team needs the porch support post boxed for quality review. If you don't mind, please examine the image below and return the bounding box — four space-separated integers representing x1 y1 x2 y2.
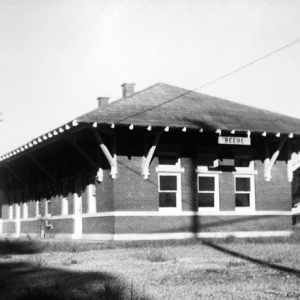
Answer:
93 130 117 179
15 203 21 238
264 137 288 182
141 131 162 179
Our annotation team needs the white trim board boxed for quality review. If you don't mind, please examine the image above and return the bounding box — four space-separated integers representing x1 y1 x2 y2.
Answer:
80 210 292 217
114 231 292 241
1 210 292 223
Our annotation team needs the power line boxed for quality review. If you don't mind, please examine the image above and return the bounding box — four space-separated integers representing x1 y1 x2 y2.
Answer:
118 38 300 123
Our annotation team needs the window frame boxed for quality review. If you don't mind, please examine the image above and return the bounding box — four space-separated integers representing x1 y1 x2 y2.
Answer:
197 173 220 212
234 174 255 211
158 172 182 212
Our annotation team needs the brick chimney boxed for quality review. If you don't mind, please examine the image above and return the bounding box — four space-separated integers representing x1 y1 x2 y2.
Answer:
97 97 110 108
121 83 135 98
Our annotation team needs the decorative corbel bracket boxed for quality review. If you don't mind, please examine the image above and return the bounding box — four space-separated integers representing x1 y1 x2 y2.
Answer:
141 131 162 180
264 137 288 182
93 130 117 179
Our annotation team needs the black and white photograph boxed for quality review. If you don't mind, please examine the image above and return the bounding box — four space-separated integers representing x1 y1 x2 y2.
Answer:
0 0 300 299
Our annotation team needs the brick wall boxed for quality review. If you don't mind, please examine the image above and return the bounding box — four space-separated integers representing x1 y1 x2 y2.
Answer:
51 218 73 233
2 205 9 219
2 222 16 233
113 156 158 211
28 201 37 218
82 216 114 234
96 170 114 212
114 215 291 234
21 220 39 233
52 196 61 216
255 160 291 210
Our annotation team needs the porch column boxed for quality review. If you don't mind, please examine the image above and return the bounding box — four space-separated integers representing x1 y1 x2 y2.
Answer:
15 203 21 238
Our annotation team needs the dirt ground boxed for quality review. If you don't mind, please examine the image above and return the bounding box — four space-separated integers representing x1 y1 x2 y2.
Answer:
0 240 300 299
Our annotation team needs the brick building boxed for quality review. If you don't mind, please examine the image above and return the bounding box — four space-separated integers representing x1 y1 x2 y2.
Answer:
1 82 300 240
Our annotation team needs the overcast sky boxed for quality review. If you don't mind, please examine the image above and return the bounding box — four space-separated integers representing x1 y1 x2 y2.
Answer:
0 0 299 155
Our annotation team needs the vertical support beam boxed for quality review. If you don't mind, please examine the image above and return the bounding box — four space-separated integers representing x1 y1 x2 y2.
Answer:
142 131 162 179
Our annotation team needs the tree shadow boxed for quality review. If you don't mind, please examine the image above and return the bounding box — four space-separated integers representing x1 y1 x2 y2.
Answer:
0 260 149 300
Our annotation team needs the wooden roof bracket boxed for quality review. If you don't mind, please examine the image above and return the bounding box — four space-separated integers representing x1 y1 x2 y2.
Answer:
25 154 55 183
141 130 162 180
64 138 98 169
92 129 117 179
264 136 288 182
3 165 29 189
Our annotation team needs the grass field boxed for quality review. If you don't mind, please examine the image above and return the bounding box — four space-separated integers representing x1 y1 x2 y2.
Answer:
0 236 300 299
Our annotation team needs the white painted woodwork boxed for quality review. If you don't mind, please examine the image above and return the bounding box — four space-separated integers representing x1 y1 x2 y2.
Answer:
87 184 97 214
15 204 20 238
92 122 97 128
262 132 267 137
264 138 288 181
129 124 134 130
61 197 68 215
142 132 162 179
73 193 82 239
94 131 117 179
23 203 28 219
164 126 169 132
147 125 152 131
215 129 221 135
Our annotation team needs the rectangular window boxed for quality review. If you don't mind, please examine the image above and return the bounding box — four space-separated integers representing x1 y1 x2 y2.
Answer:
235 175 255 209
158 174 180 209
197 174 219 209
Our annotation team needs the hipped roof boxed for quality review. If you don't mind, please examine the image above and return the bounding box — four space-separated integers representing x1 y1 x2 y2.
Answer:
1 82 300 163
78 82 300 134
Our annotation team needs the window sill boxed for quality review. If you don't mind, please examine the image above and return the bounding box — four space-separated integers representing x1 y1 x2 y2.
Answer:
156 165 184 173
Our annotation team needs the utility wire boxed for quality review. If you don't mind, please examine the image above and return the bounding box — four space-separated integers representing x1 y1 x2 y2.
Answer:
118 38 300 123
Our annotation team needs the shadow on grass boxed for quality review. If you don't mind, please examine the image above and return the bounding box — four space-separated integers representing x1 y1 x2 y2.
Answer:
0 260 148 300
200 240 300 278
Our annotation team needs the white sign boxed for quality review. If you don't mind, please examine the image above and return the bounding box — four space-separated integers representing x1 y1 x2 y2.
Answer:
218 136 251 146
